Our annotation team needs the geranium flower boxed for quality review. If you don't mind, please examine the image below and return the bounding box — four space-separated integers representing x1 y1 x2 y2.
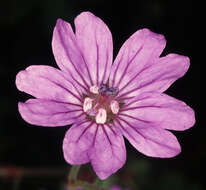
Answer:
16 12 195 180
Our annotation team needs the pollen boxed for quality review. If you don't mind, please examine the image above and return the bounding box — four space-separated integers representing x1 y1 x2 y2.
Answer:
110 100 119 114
95 108 107 124
90 85 99 94
83 97 93 112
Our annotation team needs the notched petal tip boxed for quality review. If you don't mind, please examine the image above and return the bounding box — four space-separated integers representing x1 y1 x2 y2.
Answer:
160 140 182 158
53 18 69 38
53 17 72 37
55 18 63 25
55 18 72 31
184 105 196 130
15 65 37 92
140 28 166 46
74 11 96 23
17 100 44 126
53 19 67 37
171 53 190 66
15 70 27 92
165 53 191 78
18 101 34 126
182 55 190 71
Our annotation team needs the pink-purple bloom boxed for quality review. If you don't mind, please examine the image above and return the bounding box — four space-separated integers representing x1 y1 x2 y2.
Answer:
16 12 195 180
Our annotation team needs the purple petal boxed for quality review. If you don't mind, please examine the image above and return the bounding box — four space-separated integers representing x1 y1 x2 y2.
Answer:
115 117 181 158
121 92 195 131
74 12 113 85
52 18 91 89
109 28 166 90
18 99 83 126
16 65 82 104
63 122 126 179
117 54 190 99
89 124 126 179
63 120 95 164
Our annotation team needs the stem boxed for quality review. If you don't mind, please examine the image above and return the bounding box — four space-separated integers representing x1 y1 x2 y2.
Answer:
68 165 81 182
68 165 106 190
76 180 106 190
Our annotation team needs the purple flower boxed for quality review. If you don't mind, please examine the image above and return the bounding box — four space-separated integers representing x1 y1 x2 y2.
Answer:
16 12 195 180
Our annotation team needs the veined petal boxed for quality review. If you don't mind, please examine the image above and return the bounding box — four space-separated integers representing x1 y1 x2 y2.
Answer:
109 28 166 90
18 99 83 126
63 121 96 164
74 12 113 85
52 18 91 89
121 92 195 131
117 54 190 99
115 118 181 158
16 65 82 104
63 122 126 179
89 124 126 180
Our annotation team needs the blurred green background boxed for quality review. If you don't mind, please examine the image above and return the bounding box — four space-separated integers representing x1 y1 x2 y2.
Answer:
1 0 202 189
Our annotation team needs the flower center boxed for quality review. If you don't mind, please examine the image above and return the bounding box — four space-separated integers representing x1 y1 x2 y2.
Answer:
83 84 120 124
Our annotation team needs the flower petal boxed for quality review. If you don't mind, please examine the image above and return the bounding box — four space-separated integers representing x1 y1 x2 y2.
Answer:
18 99 83 126
63 120 95 164
121 92 195 131
74 12 113 85
16 65 82 104
115 117 181 158
52 18 91 89
63 122 126 180
109 28 166 90
89 124 126 179
117 54 190 99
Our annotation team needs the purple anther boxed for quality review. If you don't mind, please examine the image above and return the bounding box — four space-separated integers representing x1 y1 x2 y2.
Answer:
106 87 118 96
98 84 108 94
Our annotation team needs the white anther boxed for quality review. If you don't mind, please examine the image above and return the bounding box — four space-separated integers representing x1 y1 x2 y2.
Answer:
90 85 99 94
110 100 119 114
95 108 107 124
83 97 93 112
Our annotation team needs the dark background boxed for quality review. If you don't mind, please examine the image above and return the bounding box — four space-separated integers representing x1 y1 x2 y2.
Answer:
1 0 202 190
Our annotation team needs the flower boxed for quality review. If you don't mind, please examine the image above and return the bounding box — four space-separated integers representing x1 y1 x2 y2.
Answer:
16 11 195 180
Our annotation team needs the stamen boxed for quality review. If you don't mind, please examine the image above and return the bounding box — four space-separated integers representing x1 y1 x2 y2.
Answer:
90 85 99 94
84 84 120 124
95 108 107 124
110 100 119 114
83 97 93 112
98 84 108 94
106 87 118 96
